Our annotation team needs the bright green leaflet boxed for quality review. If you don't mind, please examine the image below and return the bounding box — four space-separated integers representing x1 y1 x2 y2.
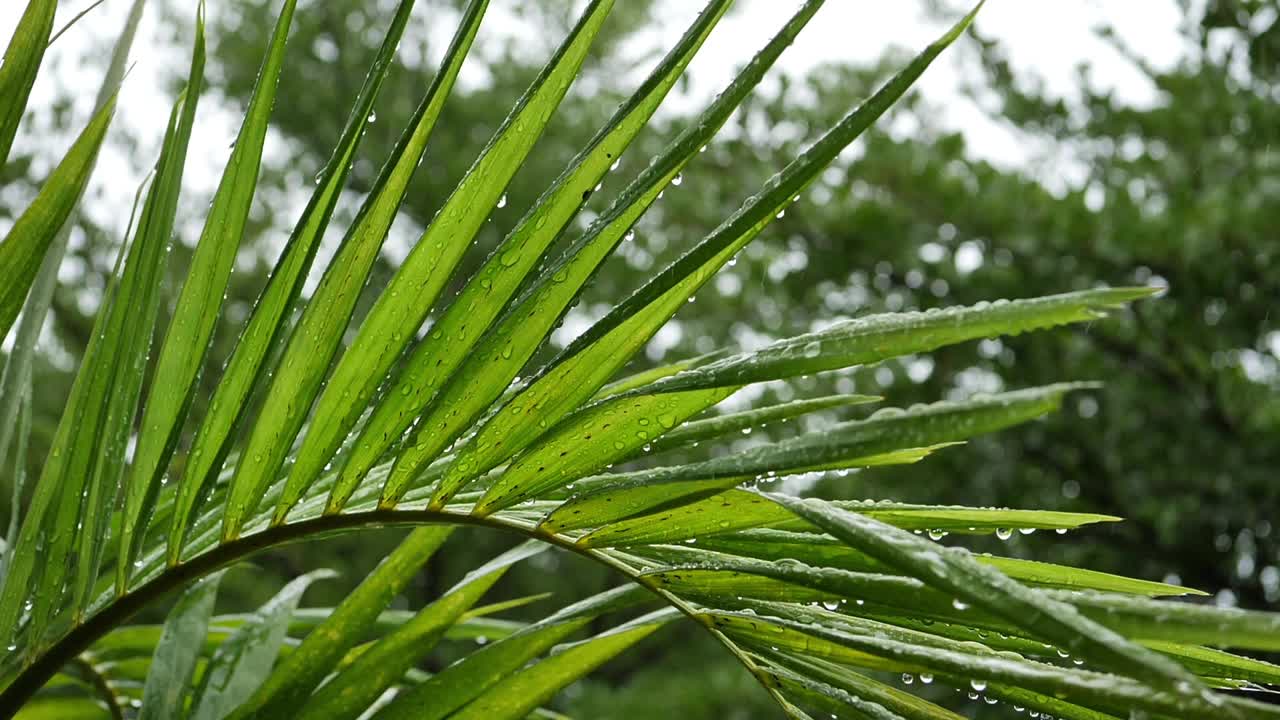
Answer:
380 622 588 720
544 384 1082 533
764 655 965 720
374 584 650 720
634 394 880 458
226 526 452 719
0 96 115 343
773 652 1111 720
0 94 116 609
0 0 55 168
137 572 224 720
0 89 191 653
118 0 295 578
761 665 909 720
218 0 490 541
691 529 1200 597
380 0 830 507
426 3 985 508
90 603 527 665
767 494 1212 705
644 557 1183 631
292 543 543 720
445 612 673 720
76 8 206 613
0 0 143 519
1141 641 1280 686
314 0 732 514
646 566 913 606
1041 589 1280 651
593 349 728 399
638 288 1156 395
717 609 1279 718
570 490 1115 547
273 0 614 522
475 386 738 515
543 447 942 537
164 0 421 567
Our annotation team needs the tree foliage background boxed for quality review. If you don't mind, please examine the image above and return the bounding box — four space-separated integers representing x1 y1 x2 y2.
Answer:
1 0 1276 716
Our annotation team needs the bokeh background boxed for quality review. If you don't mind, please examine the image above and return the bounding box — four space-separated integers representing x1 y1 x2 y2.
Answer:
2 0 1278 716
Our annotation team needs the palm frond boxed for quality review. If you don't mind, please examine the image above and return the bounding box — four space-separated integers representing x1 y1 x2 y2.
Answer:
0 0 1275 718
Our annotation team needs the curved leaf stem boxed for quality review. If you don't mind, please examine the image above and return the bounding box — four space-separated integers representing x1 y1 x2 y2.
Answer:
0 510 786 714
68 655 123 720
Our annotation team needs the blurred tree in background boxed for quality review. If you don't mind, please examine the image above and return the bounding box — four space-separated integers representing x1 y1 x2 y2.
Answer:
2 0 1277 716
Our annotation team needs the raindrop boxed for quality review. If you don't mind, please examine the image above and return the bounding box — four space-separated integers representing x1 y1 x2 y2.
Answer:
996 528 1013 540
919 673 934 684
970 679 988 692
901 673 914 685
367 110 377 123
775 209 786 219
927 529 948 540
497 193 508 209
952 598 969 611
672 173 683 186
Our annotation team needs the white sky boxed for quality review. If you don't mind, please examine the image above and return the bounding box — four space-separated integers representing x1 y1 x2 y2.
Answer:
0 0 1194 245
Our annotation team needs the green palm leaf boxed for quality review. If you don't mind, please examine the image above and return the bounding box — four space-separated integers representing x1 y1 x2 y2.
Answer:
2 1 1277 718
0 0 55 168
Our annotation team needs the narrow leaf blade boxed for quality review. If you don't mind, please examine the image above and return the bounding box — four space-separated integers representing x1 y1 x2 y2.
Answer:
123 0 297 562
219 0 489 540
137 572 225 720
